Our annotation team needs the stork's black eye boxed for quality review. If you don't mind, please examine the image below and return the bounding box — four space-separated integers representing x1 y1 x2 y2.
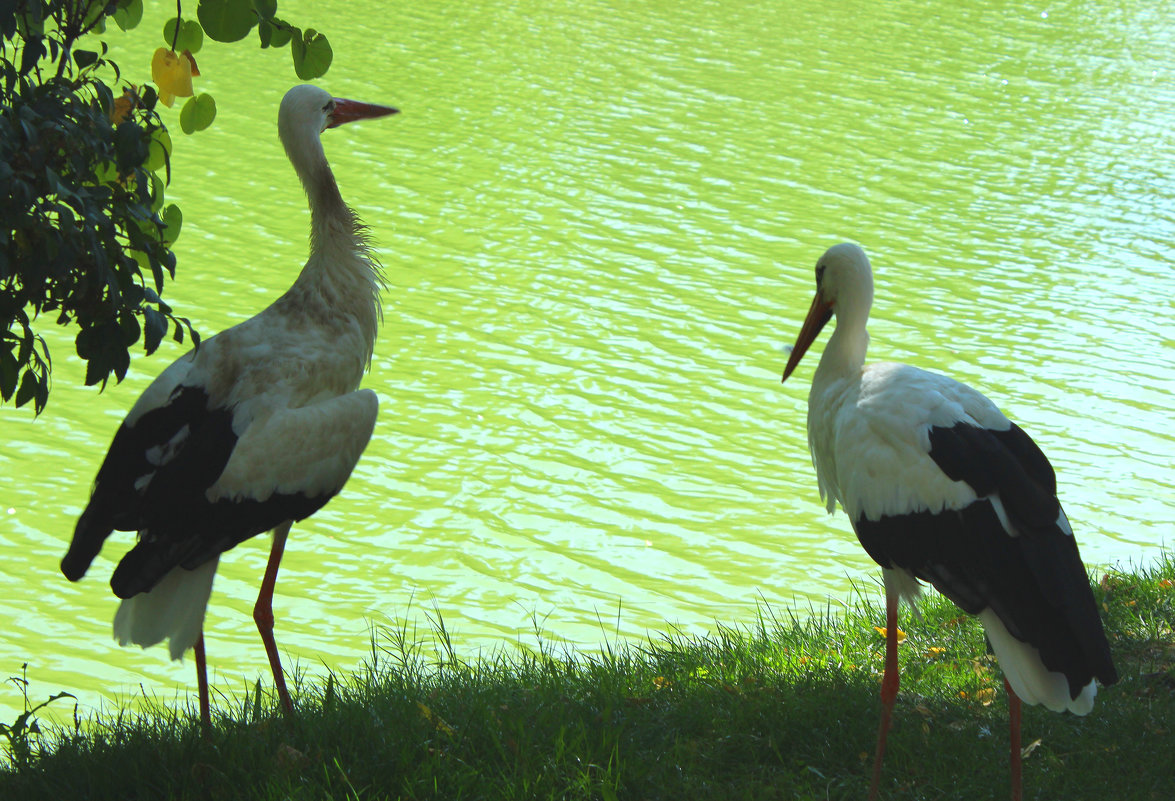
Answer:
816 264 826 288
323 101 334 112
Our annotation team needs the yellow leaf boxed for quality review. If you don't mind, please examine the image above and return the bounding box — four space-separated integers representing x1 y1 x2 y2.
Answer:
416 701 455 736
111 94 133 124
183 49 201 77
873 626 907 643
927 646 946 655
151 47 193 105
975 687 996 706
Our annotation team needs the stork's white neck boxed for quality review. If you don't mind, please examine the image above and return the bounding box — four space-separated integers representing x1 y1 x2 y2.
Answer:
806 295 870 516
816 312 869 381
281 130 350 234
814 274 873 384
279 122 384 368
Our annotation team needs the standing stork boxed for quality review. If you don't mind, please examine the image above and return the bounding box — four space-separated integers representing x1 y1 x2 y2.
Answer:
780 243 1116 800
60 85 398 730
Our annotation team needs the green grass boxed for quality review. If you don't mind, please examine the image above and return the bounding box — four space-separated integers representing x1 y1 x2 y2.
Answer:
3 553 1173 800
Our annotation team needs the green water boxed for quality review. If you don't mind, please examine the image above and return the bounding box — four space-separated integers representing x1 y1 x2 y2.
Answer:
2 0 1173 724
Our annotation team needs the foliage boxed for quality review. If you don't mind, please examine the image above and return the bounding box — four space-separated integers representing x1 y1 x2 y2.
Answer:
0 666 73 771
0 0 332 414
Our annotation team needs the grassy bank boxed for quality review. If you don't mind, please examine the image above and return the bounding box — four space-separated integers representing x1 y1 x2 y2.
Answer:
2 555 1172 801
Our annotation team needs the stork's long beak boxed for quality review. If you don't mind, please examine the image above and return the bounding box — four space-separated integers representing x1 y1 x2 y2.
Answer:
781 292 833 383
327 98 399 128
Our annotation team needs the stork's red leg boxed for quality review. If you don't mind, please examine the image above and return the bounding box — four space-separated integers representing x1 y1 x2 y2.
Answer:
1005 678 1022 801
869 595 901 800
194 631 211 734
253 521 294 716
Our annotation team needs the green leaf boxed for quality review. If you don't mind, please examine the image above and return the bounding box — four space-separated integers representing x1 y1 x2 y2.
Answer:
164 17 205 53
17 330 33 368
119 311 141 346
252 0 277 20
73 49 99 69
0 348 17 401
81 0 108 31
148 172 166 213
179 93 217 134
145 128 172 172
160 204 183 246
184 20 205 53
16 11 45 40
264 19 292 48
143 308 167 354
113 0 144 31
19 38 45 77
15 370 37 408
291 28 332 80
114 121 148 174
196 0 257 43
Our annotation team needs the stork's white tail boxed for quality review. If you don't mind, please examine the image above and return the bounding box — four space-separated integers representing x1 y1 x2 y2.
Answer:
113 558 219 661
980 609 1097 715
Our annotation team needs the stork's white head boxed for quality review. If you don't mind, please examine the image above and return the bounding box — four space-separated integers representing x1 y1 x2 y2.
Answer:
278 85 399 188
782 243 874 382
813 242 873 309
279 84 336 139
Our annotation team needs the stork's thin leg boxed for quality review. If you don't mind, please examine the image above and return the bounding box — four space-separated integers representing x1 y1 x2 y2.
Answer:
194 631 211 735
869 595 901 801
253 520 294 716
1005 678 1023 801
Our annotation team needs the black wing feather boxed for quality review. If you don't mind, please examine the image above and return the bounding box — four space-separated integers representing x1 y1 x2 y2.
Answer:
61 385 215 581
855 421 1117 697
64 382 336 599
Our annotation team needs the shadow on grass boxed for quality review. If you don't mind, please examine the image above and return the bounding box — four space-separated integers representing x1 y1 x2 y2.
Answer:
2 552 1172 800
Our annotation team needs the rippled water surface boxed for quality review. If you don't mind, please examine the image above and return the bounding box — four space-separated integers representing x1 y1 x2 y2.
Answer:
2 0 1173 723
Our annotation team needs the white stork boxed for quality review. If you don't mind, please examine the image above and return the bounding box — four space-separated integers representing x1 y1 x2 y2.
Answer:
780 243 1117 800
60 85 398 730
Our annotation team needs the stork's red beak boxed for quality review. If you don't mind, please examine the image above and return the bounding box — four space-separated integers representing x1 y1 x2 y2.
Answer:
781 292 833 382
327 98 399 128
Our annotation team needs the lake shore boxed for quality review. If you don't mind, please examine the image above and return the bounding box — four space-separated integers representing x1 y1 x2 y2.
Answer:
3 553 1171 800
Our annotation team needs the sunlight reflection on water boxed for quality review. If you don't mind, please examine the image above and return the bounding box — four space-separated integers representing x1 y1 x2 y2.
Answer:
1 0 1172 723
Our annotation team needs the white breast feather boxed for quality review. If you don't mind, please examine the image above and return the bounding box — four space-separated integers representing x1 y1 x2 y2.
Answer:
812 362 1014 522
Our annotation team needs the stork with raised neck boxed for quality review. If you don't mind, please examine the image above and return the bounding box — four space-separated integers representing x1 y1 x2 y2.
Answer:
61 85 398 731
781 243 1116 801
